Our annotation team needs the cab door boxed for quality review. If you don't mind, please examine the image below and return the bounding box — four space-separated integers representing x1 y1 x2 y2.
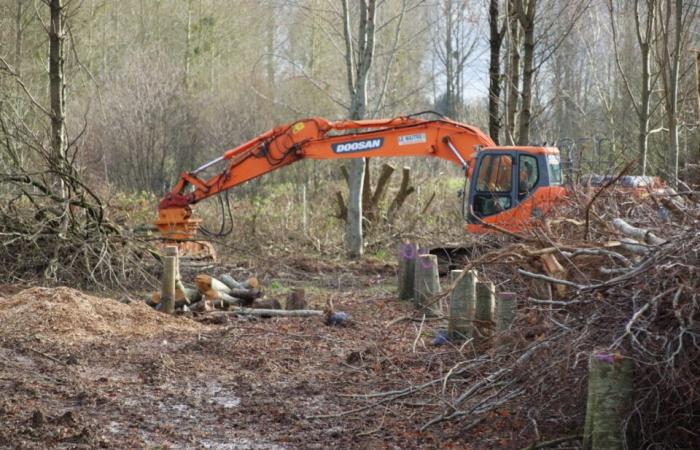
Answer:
467 151 517 222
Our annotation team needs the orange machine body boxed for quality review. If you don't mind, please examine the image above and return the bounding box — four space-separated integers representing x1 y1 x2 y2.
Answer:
156 114 568 246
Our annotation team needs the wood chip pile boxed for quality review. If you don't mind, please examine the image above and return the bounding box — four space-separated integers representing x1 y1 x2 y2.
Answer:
0 287 202 344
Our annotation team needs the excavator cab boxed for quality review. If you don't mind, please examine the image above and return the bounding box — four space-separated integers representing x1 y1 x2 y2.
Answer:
465 148 566 233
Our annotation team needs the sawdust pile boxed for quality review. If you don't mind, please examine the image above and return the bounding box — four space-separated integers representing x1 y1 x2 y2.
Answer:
0 287 202 343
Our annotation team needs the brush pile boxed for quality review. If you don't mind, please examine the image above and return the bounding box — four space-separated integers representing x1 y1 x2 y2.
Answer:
376 184 699 448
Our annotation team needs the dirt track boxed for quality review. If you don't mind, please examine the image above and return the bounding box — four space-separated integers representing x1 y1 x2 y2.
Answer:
0 264 522 449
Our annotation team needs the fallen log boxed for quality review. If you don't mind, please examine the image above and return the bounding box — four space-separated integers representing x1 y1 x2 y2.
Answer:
195 274 231 294
220 274 259 290
611 218 665 246
196 274 262 306
203 289 242 309
210 307 323 317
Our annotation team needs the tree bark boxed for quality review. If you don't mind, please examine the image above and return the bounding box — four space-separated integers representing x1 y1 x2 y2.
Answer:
286 288 307 310
444 0 456 118
515 0 536 146
474 281 495 343
496 292 516 332
448 269 477 340
582 352 634 450
414 254 441 316
696 51 700 163
14 0 24 78
48 0 68 232
397 242 417 300
160 246 178 315
488 0 505 143
387 167 415 221
342 0 377 258
659 0 683 185
505 0 520 145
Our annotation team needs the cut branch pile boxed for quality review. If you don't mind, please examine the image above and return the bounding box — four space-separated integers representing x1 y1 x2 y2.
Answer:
148 271 322 318
350 184 700 448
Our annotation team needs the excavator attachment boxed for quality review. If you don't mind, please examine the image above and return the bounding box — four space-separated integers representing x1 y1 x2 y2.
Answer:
154 206 217 261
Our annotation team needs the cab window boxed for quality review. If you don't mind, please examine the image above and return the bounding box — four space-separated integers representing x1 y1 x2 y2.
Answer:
518 154 539 199
476 155 512 193
547 154 563 185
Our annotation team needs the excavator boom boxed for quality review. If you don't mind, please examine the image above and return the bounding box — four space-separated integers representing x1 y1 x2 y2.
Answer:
159 116 493 209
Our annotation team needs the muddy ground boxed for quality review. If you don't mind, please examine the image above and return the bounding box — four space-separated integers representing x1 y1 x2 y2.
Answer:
0 258 532 450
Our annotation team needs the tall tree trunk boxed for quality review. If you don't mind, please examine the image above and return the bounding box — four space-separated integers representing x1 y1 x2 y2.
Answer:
444 0 456 118
505 0 520 145
696 51 700 162
665 0 682 185
516 0 536 146
488 0 505 143
266 3 276 99
48 0 67 229
183 0 192 90
342 0 377 258
14 0 24 78
638 0 655 176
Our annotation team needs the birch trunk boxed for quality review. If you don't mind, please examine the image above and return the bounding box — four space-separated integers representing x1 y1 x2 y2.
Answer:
48 0 68 233
342 0 377 258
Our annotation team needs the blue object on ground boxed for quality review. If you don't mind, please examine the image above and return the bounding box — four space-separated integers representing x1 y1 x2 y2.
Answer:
432 329 449 346
328 311 349 326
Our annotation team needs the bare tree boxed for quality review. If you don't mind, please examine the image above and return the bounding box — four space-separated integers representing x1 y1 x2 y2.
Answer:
433 0 480 120
342 0 377 258
48 0 69 233
656 0 695 184
609 0 657 175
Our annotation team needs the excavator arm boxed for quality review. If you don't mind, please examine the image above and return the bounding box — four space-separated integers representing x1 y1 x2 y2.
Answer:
156 115 495 242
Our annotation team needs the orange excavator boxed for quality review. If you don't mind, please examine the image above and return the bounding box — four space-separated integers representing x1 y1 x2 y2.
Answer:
155 113 567 258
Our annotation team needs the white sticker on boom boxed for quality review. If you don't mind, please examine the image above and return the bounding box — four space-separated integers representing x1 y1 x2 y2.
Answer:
398 133 427 146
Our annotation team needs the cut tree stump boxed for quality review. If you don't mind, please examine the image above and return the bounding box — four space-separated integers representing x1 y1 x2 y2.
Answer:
286 288 307 310
540 254 567 298
397 242 417 300
448 270 477 340
474 281 495 343
160 246 178 315
582 351 634 450
414 254 441 316
496 292 516 332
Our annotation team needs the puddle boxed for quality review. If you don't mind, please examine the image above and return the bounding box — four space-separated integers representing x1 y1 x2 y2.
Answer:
208 383 241 409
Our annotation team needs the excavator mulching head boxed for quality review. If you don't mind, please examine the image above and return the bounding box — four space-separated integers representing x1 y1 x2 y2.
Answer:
154 206 217 262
